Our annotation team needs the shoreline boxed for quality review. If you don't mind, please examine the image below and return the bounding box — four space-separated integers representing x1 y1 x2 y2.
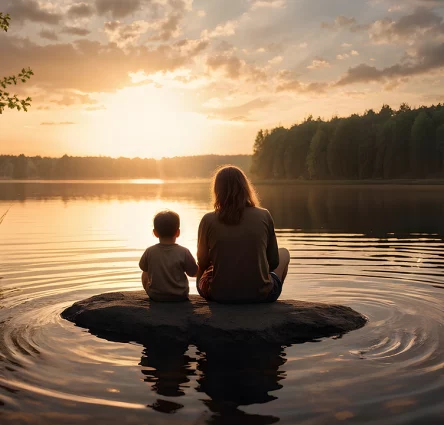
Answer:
253 178 444 186
1 178 444 185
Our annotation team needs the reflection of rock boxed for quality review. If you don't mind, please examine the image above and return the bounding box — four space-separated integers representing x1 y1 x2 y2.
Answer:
147 399 184 414
197 344 285 404
138 339 285 422
197 343 285 425
140 339 194 398
202 400 279 425
62 292 367 345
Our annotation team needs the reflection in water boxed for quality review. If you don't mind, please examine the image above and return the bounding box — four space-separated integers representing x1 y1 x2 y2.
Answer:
139 339 285 424
0 181 444 424
196 344 285 425
140 339 194 400
2 181 444 235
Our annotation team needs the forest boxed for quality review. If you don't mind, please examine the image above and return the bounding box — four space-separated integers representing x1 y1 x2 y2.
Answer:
0 154 251 180
252 104 444 180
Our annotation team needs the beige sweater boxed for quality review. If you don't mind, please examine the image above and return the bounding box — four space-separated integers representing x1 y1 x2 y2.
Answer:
139 244 198 301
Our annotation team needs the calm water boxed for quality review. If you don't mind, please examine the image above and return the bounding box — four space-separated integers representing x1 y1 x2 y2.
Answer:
0 181 443 425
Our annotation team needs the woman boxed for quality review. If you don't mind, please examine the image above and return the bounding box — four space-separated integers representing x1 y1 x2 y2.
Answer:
196 165 290 303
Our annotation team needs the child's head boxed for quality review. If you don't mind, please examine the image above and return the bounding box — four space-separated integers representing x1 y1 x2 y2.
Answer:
153 210 180 240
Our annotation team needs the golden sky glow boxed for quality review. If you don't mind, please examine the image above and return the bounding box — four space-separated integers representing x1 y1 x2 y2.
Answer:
1 0 444 158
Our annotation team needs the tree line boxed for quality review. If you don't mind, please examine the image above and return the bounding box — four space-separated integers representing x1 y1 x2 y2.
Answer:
252 104 444 180
0 154 251 180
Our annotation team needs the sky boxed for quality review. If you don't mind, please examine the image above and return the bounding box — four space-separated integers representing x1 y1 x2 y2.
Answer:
1 0 444 158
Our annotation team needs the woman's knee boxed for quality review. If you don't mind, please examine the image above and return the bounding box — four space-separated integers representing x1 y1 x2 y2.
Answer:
278 248 290 266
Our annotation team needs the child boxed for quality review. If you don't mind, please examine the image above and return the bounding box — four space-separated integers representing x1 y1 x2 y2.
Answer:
139 210 198 302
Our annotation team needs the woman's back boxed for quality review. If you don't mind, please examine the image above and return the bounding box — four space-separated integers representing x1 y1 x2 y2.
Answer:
197 206 279 303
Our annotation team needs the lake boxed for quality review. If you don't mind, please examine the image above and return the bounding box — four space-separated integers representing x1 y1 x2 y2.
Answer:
1 181 443 425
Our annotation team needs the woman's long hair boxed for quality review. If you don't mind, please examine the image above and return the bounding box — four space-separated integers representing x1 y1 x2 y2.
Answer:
212 165 260 225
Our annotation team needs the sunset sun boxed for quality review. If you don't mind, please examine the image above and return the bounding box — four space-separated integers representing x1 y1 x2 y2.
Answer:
87 85 200 158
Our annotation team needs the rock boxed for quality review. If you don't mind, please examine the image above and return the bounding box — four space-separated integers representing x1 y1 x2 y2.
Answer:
62 292 367 346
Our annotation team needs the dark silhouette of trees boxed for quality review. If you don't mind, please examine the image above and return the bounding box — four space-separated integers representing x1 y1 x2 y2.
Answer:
12 154 28 179
410 111 434 177
285 117 318 179
0 155 251 180
327 115 361 179
437 124 444 171
252 103 444 180
307 127 329 179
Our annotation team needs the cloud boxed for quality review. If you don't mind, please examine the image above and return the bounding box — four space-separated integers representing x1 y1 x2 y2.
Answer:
201 20 239 38
276 79 328 93
39 29 58 41
95 0 192 31
213 40 236 53
95 0 142 19
337 50 359 60
151 0 193 41
307 58 331 69
342 90 367 98
62 26 91 36
336 42 444 86
268 55 283 65
104 20 150 47
369 7 444 44
68 2 95 18
150 13 182 41
101 1 192 43
422 93 444 102
206 52 268 83
207 54 243 78
0 35 206 93
229 116 256 122
104 13 200 47
322 16 357 30
204 98 272 121
50 93 97 107
84 105 106 111
173 38 209 56
40 122 76 126
247 65 268 83
3 0 62 25
254 43 284 54
337 64 381 85
251 0 286 9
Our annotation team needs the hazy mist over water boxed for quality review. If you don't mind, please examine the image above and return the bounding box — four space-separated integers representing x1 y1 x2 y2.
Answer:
0 181 443 424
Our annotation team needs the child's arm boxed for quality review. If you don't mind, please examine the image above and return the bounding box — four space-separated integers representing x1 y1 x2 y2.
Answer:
141 271 149 292
139 249 150 291
195 264 206 281
184 249 198 277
